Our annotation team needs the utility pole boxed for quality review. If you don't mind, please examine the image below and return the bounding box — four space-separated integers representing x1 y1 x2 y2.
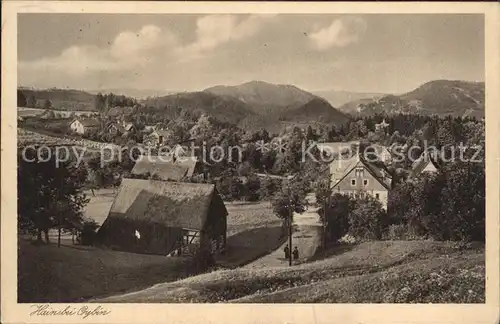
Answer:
58 176 63 248
288 195 293 267
322 174 331 249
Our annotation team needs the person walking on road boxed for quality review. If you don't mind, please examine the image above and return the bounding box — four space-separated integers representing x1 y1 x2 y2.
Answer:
292 246 299 261
284 244 290 260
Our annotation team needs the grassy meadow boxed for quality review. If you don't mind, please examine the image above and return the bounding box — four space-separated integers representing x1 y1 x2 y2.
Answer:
95 240 485 303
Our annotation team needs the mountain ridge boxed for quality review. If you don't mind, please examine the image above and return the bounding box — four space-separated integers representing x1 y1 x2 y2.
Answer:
339 80 484 118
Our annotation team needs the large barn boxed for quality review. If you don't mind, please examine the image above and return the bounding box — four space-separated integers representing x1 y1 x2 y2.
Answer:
96 179 227 256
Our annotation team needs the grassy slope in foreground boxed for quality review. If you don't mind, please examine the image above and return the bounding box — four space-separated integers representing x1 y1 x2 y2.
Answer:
96 240 484 303
17 239 198 303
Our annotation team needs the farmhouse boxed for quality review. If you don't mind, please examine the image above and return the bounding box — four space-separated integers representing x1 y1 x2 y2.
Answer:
329 153 391 209
69 118 100 135
96 179 227 256
409 151 440 179
143 129 171 147
105 121 125 136
123 123 136 134
131 155 202 181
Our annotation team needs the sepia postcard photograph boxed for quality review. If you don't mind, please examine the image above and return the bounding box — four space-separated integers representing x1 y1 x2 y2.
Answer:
1 2 499 324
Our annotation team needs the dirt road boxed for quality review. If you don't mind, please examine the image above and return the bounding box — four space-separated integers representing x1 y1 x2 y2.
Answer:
244 193 322 268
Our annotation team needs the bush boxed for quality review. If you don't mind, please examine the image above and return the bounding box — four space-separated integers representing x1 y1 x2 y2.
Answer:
321 193 354 243
383 224 427 241
80 220 100 246
349 196 387 240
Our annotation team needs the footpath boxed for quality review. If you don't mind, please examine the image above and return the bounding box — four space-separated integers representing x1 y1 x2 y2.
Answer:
244 193 322 268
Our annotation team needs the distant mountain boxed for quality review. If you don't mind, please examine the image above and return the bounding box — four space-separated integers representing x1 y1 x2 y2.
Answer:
18 88 96 111
238 97 350 134
283 97 349 124
88 88 176 99
312 89 386 108
203 80 350 132
340 80 485 118
141 91 256 125
204 80 317 114
146 82 350 133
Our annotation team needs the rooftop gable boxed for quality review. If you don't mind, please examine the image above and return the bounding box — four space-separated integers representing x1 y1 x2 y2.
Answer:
107 179 225 230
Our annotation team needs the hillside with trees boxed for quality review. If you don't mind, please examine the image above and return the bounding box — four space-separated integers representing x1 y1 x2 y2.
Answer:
339 80 485 118
204 80 317 114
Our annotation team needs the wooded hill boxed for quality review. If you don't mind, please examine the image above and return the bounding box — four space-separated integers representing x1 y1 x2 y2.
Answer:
18 79 485 132
339 80 485 118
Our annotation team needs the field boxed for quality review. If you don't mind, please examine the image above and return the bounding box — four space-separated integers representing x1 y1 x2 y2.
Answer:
20 189 486 303
17 239 198 303
18 107 97 117
96 240 485 303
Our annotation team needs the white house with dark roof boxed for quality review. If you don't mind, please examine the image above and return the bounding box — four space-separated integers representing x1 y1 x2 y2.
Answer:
69 118 100 135
328 152 392 209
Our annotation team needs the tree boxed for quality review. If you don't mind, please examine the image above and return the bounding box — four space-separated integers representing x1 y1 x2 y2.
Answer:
258 176 281 200
320 193 355 243
244 173 261 201
349 196 387 240
43 99 52 110
271 179 307 222
27 95 37 108
436 162 485 241
17 90 27 107
18 149 89 244
94 92 105 114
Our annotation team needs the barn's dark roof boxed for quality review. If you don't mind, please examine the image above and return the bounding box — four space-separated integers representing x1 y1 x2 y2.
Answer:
131 155 198 181
107 179 225 230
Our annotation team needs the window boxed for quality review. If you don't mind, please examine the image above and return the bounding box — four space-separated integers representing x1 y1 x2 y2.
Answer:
363 179 368 186
375 193 380 199
355 166 364 177
351 179 356 186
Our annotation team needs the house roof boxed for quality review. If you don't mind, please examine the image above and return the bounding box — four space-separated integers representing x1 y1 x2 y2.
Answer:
73 118 100 127
363 143 392 161
124 123 135 131
330 153 391 190
107 178 226 230
410 151 440 178
131 155 199 181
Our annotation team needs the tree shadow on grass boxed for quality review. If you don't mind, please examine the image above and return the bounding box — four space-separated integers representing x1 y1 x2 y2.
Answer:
217 226 286 268
308 243 358 262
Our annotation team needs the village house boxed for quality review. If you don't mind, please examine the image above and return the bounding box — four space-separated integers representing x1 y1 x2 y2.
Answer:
328 152 392 209
123 122 136 134
375 119 390 131
409 151 440 179
96 179 227 256
69 118 100 135
105 121 125 136
143 129 171 148
143 125 157 133
131 154 202 182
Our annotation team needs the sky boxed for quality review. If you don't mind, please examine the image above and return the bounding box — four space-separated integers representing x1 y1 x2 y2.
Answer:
18 14 484 94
